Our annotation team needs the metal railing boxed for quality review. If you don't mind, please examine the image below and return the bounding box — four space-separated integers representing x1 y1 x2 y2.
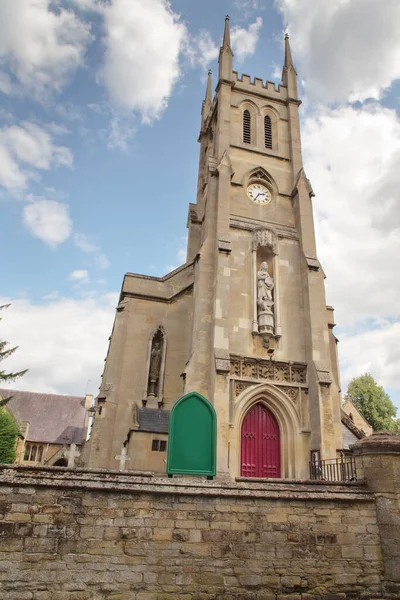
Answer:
309 453 357 482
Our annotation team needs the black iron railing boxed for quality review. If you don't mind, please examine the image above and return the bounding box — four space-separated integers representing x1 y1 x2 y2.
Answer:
309 453 357 482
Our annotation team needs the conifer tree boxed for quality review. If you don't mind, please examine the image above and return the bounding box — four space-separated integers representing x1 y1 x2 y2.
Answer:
0 409 19 463
0 304 28 407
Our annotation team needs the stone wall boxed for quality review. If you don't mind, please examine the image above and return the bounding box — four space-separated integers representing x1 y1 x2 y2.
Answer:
352 432 400 598
0 465 387 600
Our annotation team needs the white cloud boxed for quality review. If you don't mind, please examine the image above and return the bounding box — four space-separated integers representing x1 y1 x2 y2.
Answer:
74 232 110 269
231 17 263 63
101 0 187 123
276 0 400 103
189 18 263 72
234 0 265 18
0 121 73 194
187 30 219 73
340 322 400 398
0 0 92 98
107 115 136 151
23 198 73 247
0 294 117 396
303 104 400 325
68 269 89 284
301 103 400 398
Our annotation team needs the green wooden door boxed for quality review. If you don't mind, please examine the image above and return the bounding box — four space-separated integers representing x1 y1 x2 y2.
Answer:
167 392 216 477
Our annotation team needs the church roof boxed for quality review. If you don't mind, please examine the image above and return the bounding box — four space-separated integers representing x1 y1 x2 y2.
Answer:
138 407 169 433
0 388 87 445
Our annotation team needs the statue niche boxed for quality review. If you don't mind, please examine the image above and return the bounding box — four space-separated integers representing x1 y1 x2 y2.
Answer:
251 227 280 341
257 260 274 337
146 327 166 404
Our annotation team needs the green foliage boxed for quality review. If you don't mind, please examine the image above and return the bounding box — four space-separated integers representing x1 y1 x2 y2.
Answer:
0 304 28 406
0 409 19 463
346 373 398 432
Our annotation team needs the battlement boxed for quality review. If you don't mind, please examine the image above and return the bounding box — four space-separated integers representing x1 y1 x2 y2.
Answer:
233 71 287 100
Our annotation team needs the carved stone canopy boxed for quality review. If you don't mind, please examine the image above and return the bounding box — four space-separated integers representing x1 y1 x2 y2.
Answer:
252 228 276 252
251 169 271 183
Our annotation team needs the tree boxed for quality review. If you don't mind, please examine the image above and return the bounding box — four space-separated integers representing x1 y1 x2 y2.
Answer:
0 408 19 463
346 373 398 432
0 304 28 407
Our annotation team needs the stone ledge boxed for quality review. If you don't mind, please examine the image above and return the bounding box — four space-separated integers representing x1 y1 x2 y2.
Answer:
0 465 374 502
352 431 400 455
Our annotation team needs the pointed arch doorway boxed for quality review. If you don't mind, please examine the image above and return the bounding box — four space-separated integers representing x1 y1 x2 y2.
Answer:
241 403 281 478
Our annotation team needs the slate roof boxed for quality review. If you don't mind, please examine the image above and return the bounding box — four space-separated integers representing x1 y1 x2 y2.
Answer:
0 388 87 445
138 407 170 433
341 409 365 450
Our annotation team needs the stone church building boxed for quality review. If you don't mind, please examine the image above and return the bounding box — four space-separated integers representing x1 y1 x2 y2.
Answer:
86 18 344 479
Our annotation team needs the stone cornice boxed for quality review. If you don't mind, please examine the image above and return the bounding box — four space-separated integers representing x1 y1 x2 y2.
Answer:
230 216 299 241
0 465 373 502
122 262 194 304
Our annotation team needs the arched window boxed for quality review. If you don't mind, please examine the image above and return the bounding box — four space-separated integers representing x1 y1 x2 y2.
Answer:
24 444 30 461
264 115 272 149
37 446 43 462
243 110 251 144
30 445 37 461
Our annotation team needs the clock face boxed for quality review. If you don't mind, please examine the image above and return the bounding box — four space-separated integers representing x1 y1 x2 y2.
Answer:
246 183 271 205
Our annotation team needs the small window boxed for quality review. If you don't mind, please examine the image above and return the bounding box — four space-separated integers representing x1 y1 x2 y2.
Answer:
243 110 251 144
30 445 37 461
24 444 30 461
152 439 160 451
37 446 43 462
264 115 272 149
160 440 167 452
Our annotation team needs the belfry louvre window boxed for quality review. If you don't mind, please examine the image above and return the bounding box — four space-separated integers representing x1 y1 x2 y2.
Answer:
243 110 251 144
264 115 272 149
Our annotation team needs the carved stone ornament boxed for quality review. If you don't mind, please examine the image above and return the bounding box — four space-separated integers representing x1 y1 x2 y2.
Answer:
251 169 270 183
278 386 299 403
230 355 307 386
252 228 276 252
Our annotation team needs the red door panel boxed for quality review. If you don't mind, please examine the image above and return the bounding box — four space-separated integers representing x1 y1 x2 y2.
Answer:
241 403 281 478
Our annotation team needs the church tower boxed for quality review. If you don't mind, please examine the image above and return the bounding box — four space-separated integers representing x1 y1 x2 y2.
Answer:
85 18 343 479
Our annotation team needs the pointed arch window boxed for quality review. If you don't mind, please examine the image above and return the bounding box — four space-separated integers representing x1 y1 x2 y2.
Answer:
24 444 31 461
264 115 272 149
243 110 251 144
30 445 37 461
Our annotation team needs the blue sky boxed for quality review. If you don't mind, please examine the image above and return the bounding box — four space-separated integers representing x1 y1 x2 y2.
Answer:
1 0 400 412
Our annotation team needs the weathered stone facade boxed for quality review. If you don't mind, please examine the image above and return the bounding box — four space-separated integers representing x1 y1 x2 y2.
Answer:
86 20 344 480
0 465 387 600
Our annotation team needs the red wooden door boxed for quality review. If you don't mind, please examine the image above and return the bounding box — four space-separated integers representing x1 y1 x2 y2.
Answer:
241 403 281 478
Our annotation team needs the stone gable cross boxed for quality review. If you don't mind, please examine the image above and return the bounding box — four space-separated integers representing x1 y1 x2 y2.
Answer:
115 446 131 471
64 443 80 469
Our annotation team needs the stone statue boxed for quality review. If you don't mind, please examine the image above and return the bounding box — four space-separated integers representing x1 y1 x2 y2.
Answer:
257 261 274 336
148 341 162 397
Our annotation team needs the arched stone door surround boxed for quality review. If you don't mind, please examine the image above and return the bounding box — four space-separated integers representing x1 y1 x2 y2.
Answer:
233 383 300 479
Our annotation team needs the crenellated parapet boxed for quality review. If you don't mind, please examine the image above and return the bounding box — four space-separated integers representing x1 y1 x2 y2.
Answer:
233 72 289 102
